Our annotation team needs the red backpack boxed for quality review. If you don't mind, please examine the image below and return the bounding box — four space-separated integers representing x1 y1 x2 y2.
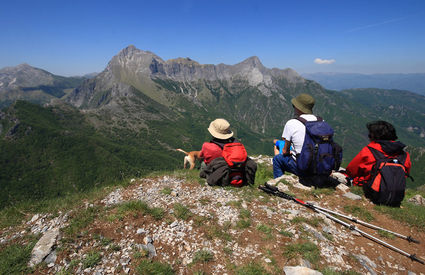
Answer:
222 142 248 186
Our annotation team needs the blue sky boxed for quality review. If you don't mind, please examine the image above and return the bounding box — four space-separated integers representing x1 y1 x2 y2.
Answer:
1 0 424 76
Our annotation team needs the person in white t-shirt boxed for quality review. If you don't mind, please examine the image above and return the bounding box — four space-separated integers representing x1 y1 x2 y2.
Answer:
273 93 318 178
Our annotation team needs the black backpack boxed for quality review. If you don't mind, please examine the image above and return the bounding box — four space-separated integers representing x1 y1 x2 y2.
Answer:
363 147 411 206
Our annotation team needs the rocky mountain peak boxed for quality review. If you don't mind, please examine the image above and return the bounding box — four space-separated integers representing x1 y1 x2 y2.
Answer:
239 56 264 69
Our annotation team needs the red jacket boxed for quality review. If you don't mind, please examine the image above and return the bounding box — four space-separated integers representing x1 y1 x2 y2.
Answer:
346 141 411 186
200 142 223 164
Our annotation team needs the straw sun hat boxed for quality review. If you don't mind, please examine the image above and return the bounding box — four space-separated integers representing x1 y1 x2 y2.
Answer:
208 118 233 139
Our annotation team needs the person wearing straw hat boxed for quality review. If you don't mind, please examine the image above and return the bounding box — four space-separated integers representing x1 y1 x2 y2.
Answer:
199 118 235 167
199 118 257 186
273 93 318 178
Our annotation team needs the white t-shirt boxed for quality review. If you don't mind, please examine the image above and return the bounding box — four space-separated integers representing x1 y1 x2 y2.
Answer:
282 114 318 155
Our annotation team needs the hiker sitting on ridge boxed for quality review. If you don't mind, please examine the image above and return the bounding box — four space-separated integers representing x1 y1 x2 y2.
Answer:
199 118 257 186
273 93 342 187
346 120 412 206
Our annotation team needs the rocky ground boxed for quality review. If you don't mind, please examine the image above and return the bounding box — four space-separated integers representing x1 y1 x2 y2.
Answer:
1 156 424 275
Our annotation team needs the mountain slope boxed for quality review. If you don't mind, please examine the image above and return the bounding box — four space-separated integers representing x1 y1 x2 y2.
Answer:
0 101 179 208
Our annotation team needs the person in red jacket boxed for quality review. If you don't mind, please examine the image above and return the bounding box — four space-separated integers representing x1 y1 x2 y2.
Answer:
199 118 235 166
346 120 411 186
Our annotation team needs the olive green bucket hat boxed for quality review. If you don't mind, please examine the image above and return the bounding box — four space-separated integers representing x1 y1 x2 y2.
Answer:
291 93 315 114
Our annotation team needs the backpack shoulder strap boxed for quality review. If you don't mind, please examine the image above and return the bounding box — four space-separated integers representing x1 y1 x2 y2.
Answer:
296 116 307 125
296 115 322 125
211 140 224 149
367 146 386 161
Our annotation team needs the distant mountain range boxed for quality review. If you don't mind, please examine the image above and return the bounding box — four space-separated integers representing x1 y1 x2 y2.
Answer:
1 46 425 208
0 64 88 108
302 72 425 96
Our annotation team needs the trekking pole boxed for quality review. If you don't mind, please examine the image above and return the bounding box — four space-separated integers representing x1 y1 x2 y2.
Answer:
259 184 425 265
309 203 420 243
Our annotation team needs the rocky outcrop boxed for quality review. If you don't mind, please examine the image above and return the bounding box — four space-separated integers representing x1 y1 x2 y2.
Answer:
29 228 60 267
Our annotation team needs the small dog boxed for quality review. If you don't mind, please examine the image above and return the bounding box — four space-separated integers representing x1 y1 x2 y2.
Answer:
176 149 202 170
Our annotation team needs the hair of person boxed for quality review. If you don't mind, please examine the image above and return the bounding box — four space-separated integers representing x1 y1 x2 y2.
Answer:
366 120 398 141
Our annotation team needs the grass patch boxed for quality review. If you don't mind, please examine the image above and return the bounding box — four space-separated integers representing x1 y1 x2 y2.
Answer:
0 182 117 230
82 250 102 268
226 200 243 208
257 223 272 234
254 163 274 187
136 259 174 275
278 228 294 237
63 206 100 237
192 215 210 227
0 235 38 274
173 203 192 220
235 208 252 229
375 202 425 230
160 187 172 195
0 207 26 229
235 261 271 275
350 185 364 196
257 223 274 240
117 200 165 221
205 223 232 242
377 230 395 239
343 205 374 222
321 267 362 275
109 243 121 251
236 219 251 229
192 249 214 263
133 248 150 259
239 208 251 219
290 216 323 228
311 187 335 197
223 247 233 255
283 241 320 264
198 198 211 206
